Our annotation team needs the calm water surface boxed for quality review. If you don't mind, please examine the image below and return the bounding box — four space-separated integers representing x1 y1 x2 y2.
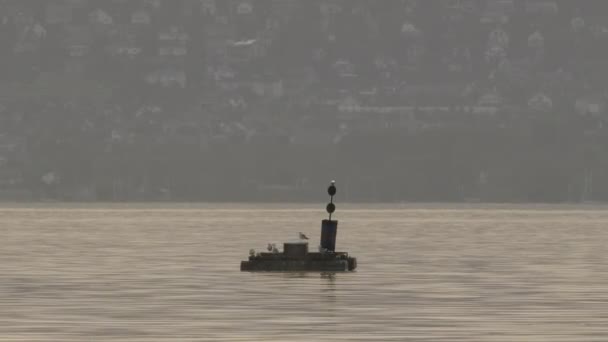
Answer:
1 203 608 341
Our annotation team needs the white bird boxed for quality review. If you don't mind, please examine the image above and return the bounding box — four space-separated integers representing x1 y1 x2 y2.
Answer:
267 243 279 253
299 232 309 240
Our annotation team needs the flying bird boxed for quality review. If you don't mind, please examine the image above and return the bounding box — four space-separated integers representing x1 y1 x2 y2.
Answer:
299 232 309 240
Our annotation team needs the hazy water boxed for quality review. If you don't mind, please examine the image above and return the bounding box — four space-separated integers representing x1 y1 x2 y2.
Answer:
1 203 608 341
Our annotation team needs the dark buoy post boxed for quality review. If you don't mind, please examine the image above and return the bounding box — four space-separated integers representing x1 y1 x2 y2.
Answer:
321 181 338 252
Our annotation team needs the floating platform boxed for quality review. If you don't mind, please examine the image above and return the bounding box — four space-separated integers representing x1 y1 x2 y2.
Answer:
240 181 358 272
241 248 357 272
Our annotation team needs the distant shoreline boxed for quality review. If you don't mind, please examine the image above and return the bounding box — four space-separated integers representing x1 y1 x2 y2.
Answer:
0 201 607 211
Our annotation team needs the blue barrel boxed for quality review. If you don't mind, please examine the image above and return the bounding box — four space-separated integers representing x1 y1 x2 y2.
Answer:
320 219 338 252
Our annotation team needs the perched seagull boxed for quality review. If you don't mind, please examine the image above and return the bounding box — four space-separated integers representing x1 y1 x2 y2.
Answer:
299 232 309 240
268 243 279 253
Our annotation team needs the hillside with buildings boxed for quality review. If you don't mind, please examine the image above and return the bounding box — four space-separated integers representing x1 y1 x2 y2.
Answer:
0 0 607 202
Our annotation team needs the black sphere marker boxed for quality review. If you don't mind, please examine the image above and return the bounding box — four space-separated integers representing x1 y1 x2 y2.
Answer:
327 180 336 221
328 182 337 197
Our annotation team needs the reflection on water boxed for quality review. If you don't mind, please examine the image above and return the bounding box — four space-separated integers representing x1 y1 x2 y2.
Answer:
1 204 608 341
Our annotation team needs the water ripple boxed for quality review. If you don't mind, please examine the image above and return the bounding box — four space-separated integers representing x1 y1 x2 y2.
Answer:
0 204 607 341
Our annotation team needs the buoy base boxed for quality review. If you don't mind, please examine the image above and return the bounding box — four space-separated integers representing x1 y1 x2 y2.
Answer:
240 252 357 272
